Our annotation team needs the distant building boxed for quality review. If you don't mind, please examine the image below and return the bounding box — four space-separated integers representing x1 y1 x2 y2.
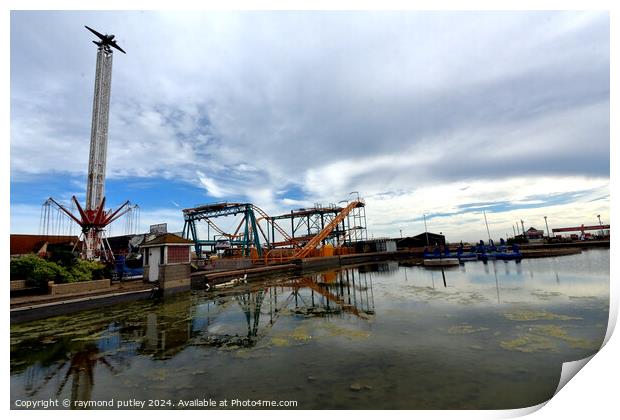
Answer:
396 232 446 249
354 238 397 253
525 227 544 240
107 232 185 255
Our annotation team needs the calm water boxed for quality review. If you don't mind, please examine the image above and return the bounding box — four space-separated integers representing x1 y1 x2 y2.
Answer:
11 249 609 409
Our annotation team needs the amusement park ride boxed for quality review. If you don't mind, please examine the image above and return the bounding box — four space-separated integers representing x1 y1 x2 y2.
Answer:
181 198 367 262
39 26 367 262
43 26 136 261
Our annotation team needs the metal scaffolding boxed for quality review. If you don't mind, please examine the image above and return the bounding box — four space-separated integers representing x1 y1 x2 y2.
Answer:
271 200 367 248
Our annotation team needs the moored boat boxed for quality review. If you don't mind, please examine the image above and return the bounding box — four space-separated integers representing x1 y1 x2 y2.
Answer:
423 258 460 267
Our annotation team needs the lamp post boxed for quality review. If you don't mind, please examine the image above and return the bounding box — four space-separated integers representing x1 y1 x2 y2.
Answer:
423 213 430 246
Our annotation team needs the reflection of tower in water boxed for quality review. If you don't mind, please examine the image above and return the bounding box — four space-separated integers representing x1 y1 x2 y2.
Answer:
22 323 125 407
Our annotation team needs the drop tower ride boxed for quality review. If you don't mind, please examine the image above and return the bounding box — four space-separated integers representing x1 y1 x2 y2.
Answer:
49 26 131 260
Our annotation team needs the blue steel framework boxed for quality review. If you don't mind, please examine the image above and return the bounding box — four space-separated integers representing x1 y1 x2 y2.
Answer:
182 203 263 257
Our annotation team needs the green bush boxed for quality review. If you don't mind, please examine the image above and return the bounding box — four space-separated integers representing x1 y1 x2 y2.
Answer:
10 255 108 285
10 255 40 280
10 255 65 287
69 260 105 282
48 249 77 267
50 264 75 284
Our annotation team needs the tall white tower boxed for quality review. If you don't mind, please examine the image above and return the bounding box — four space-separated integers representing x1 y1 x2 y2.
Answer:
47 26 131 261
86 46 113 210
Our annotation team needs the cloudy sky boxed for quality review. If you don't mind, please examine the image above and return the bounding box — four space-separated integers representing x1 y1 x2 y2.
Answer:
10 11 610 242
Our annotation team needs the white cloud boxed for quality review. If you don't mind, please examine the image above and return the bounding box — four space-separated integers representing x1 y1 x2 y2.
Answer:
10 11 610 239
196 171 227 198
362 176 609 242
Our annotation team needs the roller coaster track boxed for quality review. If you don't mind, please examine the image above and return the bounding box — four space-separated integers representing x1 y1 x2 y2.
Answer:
292 200 364 259
205 219 239 239
252 205 301 248
287 277 368 319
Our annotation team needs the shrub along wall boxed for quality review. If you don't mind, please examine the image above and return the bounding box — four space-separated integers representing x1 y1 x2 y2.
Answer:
10 254 108 287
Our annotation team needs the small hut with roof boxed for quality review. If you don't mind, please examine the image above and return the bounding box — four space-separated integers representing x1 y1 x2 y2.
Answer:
141 233 193 290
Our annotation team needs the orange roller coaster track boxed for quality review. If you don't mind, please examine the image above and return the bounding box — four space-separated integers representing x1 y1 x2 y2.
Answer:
292 200 365 259
252 205 301 248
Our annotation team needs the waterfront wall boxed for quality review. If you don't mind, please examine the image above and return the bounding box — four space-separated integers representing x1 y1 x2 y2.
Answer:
160 263 191 292
50 279 111 296
213 258 254 270
10 280 28 290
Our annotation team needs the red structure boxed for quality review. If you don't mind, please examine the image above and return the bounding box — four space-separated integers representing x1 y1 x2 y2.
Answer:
48 196 132 260
552 224 610 237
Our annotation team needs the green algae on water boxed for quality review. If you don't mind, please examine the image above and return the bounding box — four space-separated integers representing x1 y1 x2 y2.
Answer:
524 325 597 350
500 335 557 353
502 309 581 322
501 324 598 353
530 290 563 301
271 337 290 347
446 324 489 335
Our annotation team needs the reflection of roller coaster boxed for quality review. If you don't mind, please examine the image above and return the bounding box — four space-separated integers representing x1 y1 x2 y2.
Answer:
190 267 375 348
14 268 375 404
182 198 367 261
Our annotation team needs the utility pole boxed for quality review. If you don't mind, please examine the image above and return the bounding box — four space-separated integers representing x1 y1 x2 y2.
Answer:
483 210 492 244
423 214 429 246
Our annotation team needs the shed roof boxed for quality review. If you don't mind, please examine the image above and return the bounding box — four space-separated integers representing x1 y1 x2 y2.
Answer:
141 233 193 247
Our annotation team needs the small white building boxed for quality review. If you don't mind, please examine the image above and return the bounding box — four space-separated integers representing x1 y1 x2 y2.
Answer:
141 233 193 289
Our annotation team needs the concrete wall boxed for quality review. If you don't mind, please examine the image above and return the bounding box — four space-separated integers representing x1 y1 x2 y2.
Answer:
160 263 191 291
212 258 253 270
50 279 111 296
10 280 28 290
299 256 341 269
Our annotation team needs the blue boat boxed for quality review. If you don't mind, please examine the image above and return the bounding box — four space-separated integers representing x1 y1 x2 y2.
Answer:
423 246 444 259
495 244 522 261
456 244 478 262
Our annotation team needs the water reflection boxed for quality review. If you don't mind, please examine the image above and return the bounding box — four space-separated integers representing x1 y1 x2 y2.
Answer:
12 267 376 407
11 251 609 409
19 323 131 408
